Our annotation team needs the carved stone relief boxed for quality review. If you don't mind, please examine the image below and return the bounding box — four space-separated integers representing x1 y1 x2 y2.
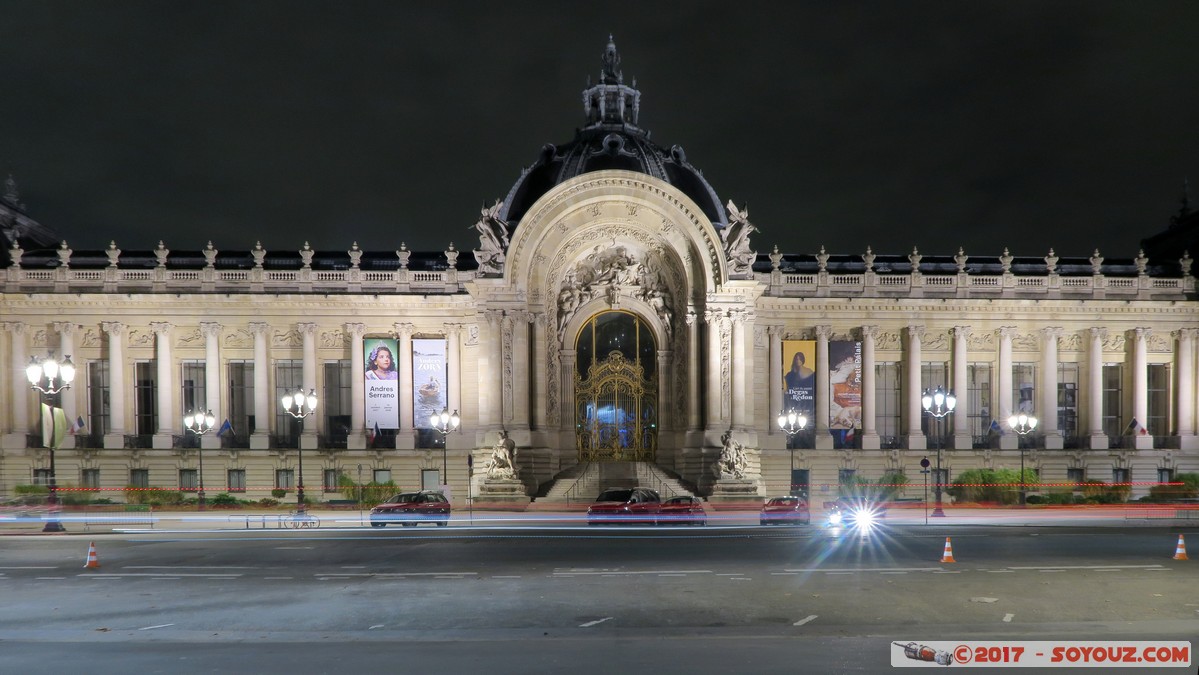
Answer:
1102 334 1126 351
1010 332 1039 351
966 331 995 350
1060 332 1083 352
80 328 100 348
465 324 479 347
176 328 202 348
272 330 301 348
129 329 155 348
320 330 344 349
32 329 48 348
875 331 902 351
922 331 948 351
224 328 252 349
1147 333 1171 353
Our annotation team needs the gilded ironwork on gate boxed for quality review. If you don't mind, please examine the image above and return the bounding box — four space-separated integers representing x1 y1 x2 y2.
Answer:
575 351 658 461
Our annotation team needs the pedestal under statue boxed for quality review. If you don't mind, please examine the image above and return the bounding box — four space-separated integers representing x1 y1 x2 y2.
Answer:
707 430 764 505
475 430 530 506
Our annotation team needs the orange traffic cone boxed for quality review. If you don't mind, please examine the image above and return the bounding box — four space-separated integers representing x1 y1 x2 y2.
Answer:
1173 534 1188 561
84 541 100 569
940 537 956 563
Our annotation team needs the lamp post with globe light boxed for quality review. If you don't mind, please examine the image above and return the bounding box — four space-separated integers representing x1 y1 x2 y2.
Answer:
281 388 318 512
431 408 460 483
26 352 75 533
777 409 808 496
1008 413 1038 506
921 386 956 517
183 409 216 509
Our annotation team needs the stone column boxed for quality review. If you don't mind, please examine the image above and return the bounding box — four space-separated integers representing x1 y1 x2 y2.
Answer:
299 322 318 450
657 349 671 435
1132 327 1152 449
346 323 366 449
860 325 880 449
446 323 463 426
906 325 926 450
528 318 547 430
250 322 270 449
998 327 1017 450
200 321 223 450
395 322 414 448
560 349 577 450
487 310 504 430
686 312 701 434
1178 329 1197 450
1041 327 1063 449
510 312 531 430
53 322 78 449
705 310 723 437
815 324 833 449
101 322 126 448
952 326 971 449
3 322 29 446
151 322 174 448
1088 327 1107 449
731 311 748 429
768 325 783 436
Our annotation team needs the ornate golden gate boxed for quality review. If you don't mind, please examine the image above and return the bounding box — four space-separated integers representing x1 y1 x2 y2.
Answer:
573 312 658 462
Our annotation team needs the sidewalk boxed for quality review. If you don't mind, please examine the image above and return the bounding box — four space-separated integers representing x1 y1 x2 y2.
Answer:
3 504 1196 534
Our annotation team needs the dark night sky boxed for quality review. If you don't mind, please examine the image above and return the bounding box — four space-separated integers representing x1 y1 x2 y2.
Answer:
2 0 1197 260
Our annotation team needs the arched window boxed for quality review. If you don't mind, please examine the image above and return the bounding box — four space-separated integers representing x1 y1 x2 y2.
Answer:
574 311 658 461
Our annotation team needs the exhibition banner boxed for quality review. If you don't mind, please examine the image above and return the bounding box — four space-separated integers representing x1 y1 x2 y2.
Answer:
782 339 816 417
829 340 862 432
412 338 447 430
364 338 399 430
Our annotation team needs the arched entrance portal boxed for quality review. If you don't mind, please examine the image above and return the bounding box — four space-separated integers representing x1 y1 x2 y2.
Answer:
574 311 658 462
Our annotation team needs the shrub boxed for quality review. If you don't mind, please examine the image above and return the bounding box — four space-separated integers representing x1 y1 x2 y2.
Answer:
126 487 184 505
1024 494 1044 505
1079 480 1130 504
1148 472 1199 502
14 484 49 495
258 498 280 507
947 468 1038 505
208 493 240 507
91 497 115 505
271 488 287 499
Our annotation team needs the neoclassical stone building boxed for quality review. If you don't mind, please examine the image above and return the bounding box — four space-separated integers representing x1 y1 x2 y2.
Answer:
2 40 1196 505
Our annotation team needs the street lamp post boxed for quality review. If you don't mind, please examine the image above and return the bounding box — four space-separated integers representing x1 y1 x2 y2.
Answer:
26 352 76 533
921 386 956 517
777 409 808 496
430 408 460 485
281 388 318 512
1008 413 1038 506
183 409 216 509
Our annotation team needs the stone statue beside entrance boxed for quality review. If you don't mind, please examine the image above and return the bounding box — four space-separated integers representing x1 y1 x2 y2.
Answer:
484 429 518 479
716 429 748 479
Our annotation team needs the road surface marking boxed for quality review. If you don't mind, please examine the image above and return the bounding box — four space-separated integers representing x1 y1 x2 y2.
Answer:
1003 613 1014 622
264 576 293 580
1006 565 1165 570
35 577 66 580
554 570 711 576
793 615 818 626
139 624 175 631
0 566 57 570
368 625 384 630
783 567 943 573
579 617 613 628
79 573 242 578
492 575 522 579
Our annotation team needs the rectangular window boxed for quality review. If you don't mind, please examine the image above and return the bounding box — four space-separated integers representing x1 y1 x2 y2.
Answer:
323 469 341 492
322 360 352 448
1157 467 1173 485
129 468 149 489
180 361 207 427
87 360 111 439
275 469 295 490
33 468 51 485
134 361 157 437
1147 363 1169 440
1013 363 1036 416
838 468 857 496
1066 467 1084 487
920 361 951 440
274 360 304 446
968 363 992 448
420 469 438 491
1057 363 1080 447
179 469 198 491
1102 364 1124 446
227 361 254 447
875 362 902 448
374 469 392 485
227 469 246 493
1112 467 1130 485
81 468 100 491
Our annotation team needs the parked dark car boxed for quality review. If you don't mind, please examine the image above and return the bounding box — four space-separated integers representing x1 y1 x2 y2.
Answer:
759 496 810 526
369 491 450 527
587 487 661 525
657 495 707 526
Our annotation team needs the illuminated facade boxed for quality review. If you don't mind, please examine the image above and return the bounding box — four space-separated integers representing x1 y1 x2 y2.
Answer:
2 40 1196 505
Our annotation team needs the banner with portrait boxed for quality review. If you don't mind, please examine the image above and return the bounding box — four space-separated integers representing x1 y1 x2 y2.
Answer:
363 338 400 430
782 340 816 418
412 338 447 430
829 341 862 446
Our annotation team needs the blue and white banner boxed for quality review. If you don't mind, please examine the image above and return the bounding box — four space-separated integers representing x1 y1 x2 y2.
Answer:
412 338 447 430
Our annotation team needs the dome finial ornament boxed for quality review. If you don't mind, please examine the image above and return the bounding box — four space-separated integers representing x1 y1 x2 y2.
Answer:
602 34 622 85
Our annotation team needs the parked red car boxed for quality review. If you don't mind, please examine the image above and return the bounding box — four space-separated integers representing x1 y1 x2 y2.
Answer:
657 495 707 526
587 487 661 525
759 496 810 526
370 491 450 527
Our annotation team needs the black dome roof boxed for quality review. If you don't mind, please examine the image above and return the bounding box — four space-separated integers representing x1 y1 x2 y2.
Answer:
498 38 726 231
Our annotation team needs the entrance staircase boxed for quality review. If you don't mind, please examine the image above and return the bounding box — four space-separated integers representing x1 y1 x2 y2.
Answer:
527 461 697 510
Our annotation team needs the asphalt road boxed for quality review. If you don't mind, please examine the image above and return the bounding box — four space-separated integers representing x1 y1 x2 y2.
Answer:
1 522 1196 674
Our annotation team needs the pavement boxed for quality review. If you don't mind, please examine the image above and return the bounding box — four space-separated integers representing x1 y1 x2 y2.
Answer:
2 503 1197 534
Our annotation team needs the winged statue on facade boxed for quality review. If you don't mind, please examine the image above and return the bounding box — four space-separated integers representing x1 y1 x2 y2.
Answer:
471 199 510 275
